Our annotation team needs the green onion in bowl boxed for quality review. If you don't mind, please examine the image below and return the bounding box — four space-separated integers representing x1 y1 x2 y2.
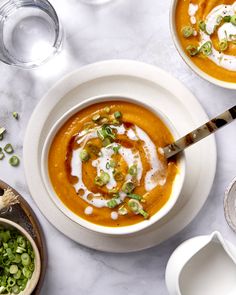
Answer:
0 219 41 295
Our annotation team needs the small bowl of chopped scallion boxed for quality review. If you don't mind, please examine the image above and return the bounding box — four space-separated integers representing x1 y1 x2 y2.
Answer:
0 218 41 295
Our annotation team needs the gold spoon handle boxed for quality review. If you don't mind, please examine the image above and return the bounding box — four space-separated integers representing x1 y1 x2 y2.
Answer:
162 105 236 159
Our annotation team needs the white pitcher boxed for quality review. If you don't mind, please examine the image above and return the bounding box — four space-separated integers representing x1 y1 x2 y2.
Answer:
165 231 236 295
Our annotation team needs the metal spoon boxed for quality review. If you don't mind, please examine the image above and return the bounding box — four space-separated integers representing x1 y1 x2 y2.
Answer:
162 105 236 159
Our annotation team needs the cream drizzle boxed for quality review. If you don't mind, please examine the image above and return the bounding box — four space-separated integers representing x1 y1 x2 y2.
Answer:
188 3 198 25
84 206 93 215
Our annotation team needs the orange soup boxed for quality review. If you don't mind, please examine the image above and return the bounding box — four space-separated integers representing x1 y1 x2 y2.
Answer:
48 101 179 227
176 0 236 82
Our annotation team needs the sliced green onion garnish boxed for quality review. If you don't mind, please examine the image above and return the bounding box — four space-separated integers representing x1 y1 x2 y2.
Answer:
219 39 228 51
186 45 199 56
112 145 120 154
80 149 90 162
0 127 6 140
139 209 149 219
109 159 116 168
122 181 135 194
181 26 194 38
9 156 20 167
0 151 5 160
7 277 16 287
0 228 35 293
127 193 142 201
100 171 110 184
12 112 19 120
118 206 128 215
128 199 141 213
13 270 21 279
22 267 32 278
231 15 236 25
12 285 20 294
100 117 109 124
92 114 101 122
113 192 120 199
107 199 118 208
104 125 116 139
104 107 110 113
114 111 122 119
97 125 116 141
4 143 14 154
200 41 212 56
224 15 231 22
9 265 18 274
94 171 110 186
128 164 138 176
94 176 104 187
198 20 206 31
102 138 111 147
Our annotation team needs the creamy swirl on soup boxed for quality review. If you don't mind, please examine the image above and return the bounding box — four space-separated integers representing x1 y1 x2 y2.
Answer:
176 0 236 82
48 101 178 227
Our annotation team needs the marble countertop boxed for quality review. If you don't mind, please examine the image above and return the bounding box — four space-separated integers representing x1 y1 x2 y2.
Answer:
0 0 236 294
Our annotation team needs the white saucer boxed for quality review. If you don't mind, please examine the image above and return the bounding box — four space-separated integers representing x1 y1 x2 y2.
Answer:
24 60 217 253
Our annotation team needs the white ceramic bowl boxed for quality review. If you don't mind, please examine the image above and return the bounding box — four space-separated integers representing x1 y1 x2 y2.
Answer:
0 218 41 295
41 95 186 235
170 0 236 89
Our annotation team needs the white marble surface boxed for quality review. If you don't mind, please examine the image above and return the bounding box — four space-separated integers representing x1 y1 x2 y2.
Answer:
0 0 236 294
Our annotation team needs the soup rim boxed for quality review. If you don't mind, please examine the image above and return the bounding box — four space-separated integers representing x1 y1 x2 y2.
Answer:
41 95 186 236
170 0 236 90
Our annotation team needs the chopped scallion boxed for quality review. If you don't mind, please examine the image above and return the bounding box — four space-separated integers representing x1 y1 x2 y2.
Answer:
181 26 194 38
128 164 138 176
0 127 6 140
200 41 212 56
80 149 90 162
114 111 122 119
231 15 236 25
9 156 20 167
0 151 5 160
186 45 199 56
127 193 142 201
104 107 110 113
198 20 206 32
122 181 135 194
219 39 228 51
12 112 19 120
107 199 118 208
94 171 110 186
224 15 231 22
92 114 101 122
139 209 149 219
128 199 141 213
4 144 14 154
112 145 120 154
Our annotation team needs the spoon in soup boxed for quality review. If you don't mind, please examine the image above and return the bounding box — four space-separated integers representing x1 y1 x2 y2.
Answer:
162 105 236 159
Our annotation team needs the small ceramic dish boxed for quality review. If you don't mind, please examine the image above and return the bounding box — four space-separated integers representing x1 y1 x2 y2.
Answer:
0 218 41 295
41 94 186 236
170 0 236 89
224 177 236 233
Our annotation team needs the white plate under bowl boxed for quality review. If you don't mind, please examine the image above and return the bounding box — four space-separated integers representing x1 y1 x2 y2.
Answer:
24 60 217 252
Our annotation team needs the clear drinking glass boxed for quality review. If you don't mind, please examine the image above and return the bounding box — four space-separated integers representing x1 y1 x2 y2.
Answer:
0 0 63 68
